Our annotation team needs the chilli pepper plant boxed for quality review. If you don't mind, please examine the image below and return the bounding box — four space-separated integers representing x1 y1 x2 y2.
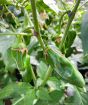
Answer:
0 0 88 105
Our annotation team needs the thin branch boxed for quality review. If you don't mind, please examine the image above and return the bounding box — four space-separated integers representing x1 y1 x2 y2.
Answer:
59 0 81 52
30 0 45 50
0 33 32 36
58 11 70 34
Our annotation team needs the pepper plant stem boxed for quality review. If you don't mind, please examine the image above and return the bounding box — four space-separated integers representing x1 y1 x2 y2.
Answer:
59 11 69 34
41 66 52 87
29 63 37 85
30 0 45 50
59 0 81 51
0 33 31 36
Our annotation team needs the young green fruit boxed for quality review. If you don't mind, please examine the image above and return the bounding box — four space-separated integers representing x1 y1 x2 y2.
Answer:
23 54 32 82
23 54 30 69
46 46 85 88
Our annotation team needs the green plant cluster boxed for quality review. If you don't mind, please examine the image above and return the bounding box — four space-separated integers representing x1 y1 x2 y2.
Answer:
0 0 88 105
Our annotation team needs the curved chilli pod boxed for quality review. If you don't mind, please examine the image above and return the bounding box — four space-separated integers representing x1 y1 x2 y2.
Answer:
46 46 85 88
23 54 32 82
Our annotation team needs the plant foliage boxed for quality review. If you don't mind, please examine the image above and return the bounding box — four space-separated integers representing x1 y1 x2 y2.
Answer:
0 0 88 105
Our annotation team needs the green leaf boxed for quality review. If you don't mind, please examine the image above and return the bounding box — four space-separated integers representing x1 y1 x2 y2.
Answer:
23 89 36 105
36 78 43 87
81 13 88 55
0 101 3 105
65 30 76 56
0 0 6 4
36 0 50 12
65 47 75 57
11 49 24 70
35 100 49 105
80 13 88 63
0 82 32 100
0 0 13 5
0 36 16 70
65 31 76 49
49 90 64 104
47 77 62 91
65 87 88 105
37 61 48 79
80 92 88 105
35 100 59 105
23 9 33 30
28 36 38 54
43 0 60 14
14 89 36 105
3 48 16 70
0 36 16 54
36 87 51 101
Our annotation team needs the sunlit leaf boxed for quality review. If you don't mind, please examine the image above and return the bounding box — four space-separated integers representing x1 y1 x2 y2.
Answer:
36 87 51 101
43 0 60 14
0 82 32 100
37 61 48 79
80 13 88 63
15 89 36 105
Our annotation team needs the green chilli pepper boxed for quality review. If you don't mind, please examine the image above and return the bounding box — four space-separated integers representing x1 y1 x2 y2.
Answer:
23 54 32 82
46 45 85 88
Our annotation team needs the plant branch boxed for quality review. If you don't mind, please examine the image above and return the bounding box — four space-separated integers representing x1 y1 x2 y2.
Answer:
30 0 45 50
59 0 81 52
0 33 32 36
29 63 37 84
58 11 70 34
